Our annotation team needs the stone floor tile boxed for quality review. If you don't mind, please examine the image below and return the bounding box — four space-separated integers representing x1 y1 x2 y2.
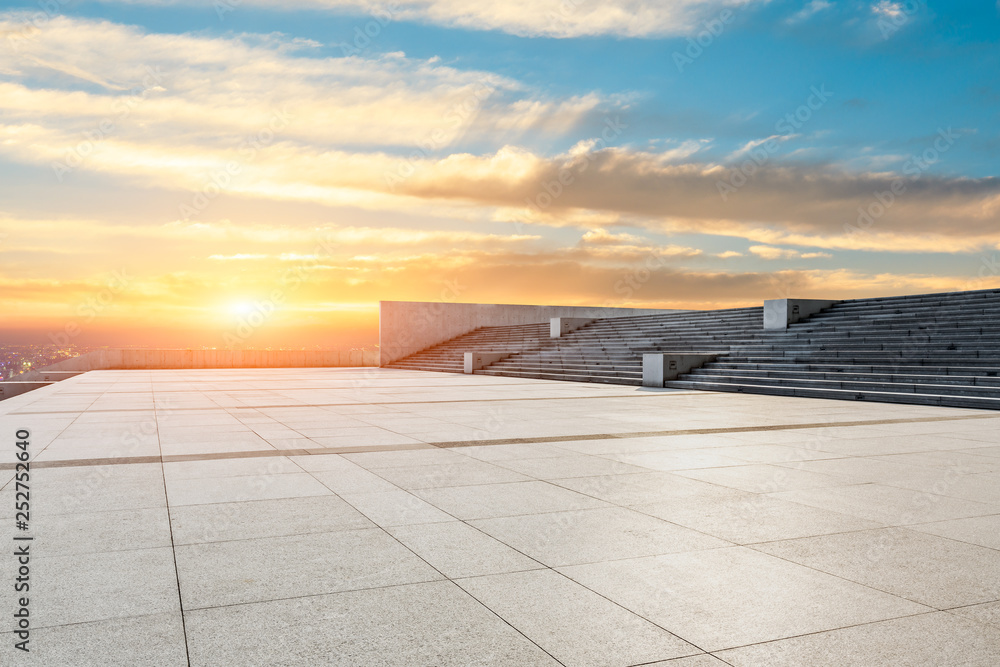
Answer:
471 507 729 566
175 528 442 608
559 546 928 651
715 612 1000 666
170 495 373 544
184 581 560 666
387 521 542 578
636 492 880 544
339 489 455 526
414 481 608 520
0 612 187 666
166 472 332 506
753 527 1000 608
456 569 700 666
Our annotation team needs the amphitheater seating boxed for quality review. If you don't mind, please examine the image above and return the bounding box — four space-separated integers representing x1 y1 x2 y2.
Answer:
667 288 1000 409
386 288 1000 409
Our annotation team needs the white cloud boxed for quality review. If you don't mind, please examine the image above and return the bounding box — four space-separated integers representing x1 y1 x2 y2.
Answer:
208 253 268 260
724 134 796 162
749 245 832 260
872 1 904 19
2 15 997 259
786 0 832 24
580 228 646 245
0 15 606 151
95 0 770 39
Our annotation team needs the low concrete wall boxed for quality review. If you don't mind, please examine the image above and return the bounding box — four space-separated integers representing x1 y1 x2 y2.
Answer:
380 301 683 365
464 352 511 373
30 348 379 372
1 350 377 401
764 299 838 329
13 370 83 382
0 382 55 400
642 352 725 387
550 318 596 338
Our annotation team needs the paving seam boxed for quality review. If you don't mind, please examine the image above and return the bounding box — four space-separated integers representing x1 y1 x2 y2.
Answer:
6 391 706 414
8 413 999 470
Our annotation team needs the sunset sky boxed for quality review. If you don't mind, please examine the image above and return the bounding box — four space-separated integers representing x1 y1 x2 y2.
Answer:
1 0 998 348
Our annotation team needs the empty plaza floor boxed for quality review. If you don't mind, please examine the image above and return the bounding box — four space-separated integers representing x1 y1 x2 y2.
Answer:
3 367 1000 665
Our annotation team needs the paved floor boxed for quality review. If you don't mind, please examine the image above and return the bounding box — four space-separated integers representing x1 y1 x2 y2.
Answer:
2 368 1000 665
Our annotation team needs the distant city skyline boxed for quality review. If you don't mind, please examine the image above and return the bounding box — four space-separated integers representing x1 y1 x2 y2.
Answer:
1 1 998 348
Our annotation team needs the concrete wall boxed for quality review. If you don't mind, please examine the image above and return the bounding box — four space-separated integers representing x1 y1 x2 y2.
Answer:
642 353 724 387
31 348 379 373
763 299 838 329
0 382 55 400
380 301 685 365
0 349 378 401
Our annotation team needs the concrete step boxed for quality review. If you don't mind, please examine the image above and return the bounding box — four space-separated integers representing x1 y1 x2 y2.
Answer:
711 362 1000 376
488 363 642 378
478 369 642 386
394 287 1000 411
662 379 1000 410
693 367 1000 386
735 352 1000 362
679 373 1000 398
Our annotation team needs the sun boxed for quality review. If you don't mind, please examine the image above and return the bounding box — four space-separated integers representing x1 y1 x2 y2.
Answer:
229 301 256 316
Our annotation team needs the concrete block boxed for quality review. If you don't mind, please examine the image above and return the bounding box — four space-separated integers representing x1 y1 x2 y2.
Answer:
40 371 81 381
464 352 511 374
0 381 55 400
15 370 82 382
764 299 837 330
551 317 596 338
379 301 685 365
642 353 724 387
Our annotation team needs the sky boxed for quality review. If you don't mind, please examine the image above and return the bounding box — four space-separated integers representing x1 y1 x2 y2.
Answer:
0 0 998 348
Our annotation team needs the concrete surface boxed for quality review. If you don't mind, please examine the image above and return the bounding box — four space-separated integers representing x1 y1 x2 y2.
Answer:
464 351 511 373
642 353 724 387
379 301 682 365
550 317 596 338
0 382 55 401
762 298 837 329
2 367 1000 665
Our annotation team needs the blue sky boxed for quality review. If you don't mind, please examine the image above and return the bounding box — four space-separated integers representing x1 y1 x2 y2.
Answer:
49 0 996 170
0 0 998 346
